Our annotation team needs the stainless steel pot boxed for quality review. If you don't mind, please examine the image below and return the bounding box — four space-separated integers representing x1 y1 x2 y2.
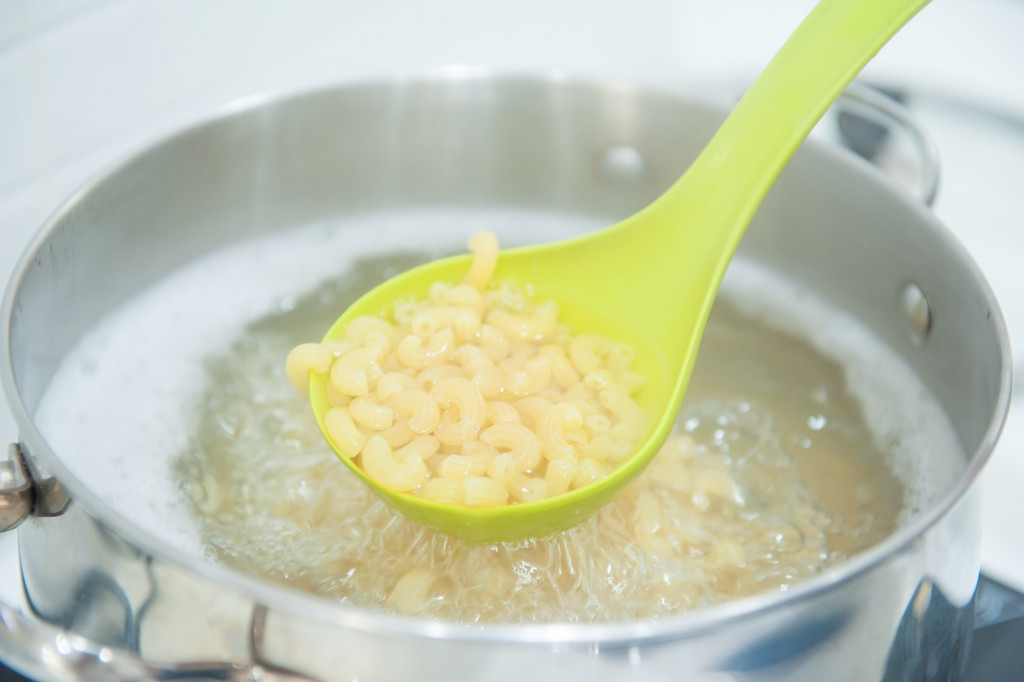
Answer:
0 74 1011 682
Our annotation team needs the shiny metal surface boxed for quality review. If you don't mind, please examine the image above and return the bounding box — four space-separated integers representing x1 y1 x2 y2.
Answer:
0 74 1012 681
835 84 942 206
0 599 319 682
0 444 31 532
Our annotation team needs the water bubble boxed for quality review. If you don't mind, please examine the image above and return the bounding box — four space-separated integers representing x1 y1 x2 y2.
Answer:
273 295 297 314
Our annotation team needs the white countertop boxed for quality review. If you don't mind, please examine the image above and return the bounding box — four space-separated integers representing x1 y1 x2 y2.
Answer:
1 0 1021 596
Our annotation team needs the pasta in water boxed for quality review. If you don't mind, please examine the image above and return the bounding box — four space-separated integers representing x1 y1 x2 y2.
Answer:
179 250 910 623
287 232 646 506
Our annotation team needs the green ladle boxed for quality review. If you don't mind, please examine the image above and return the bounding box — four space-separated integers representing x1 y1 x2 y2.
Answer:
309 0 931 542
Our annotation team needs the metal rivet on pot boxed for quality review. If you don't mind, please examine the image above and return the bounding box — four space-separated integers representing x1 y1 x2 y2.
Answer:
601 145 647 185
899 282 932 346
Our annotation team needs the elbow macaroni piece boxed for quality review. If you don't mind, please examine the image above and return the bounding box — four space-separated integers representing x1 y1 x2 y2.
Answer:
462 231 499 291
361 436 428 492
286 343 333 394
330 346 384 397
289 231 647 508
388 389 441 434
348 395 395 431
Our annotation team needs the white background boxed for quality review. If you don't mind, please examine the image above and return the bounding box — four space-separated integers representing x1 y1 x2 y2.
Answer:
1 0 1022 595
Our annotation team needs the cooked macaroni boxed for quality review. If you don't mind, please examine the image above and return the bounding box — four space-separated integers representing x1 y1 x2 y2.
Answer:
287 232 646 506
181 268 909 624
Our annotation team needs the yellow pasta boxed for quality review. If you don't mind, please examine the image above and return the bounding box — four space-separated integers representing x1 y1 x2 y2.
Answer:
431 377 487 445
285 343 333 394
429 282 483 313
461 231 499 291
420 478 462 504
544 459 575 497
325 381 353 408
322 339 354 358
439 451 491 479
416 364 464 387
572 458 606 490
323 407 366 458
412 306 481 341
455 345 503 399
476 325 511 362
330 347 383 397
375 372 418 401
509 475 548 504
348 395 394 431
503 356 553 397
394 435 441 462
344 316 395 353
485 453 517 485
396 329 456 369
287 231 647 508
568 333 611 375
480 423 541 473
601 389 646 442
513 396 554 430
361 436 428 492
388 389 440 434
387 567 436 614
539 344 580 389
486 402 520 426
538 403 585 462
375 419 416 449
462 476 509 508
487 302 559 342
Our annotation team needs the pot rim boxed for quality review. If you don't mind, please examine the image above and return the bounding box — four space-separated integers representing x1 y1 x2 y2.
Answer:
1 68 1013 645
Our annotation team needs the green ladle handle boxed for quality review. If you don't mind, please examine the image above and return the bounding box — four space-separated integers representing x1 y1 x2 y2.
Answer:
651 0 932 262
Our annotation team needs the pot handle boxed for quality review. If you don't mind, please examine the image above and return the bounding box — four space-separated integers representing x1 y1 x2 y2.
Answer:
835 83 941 207
0 443 320 682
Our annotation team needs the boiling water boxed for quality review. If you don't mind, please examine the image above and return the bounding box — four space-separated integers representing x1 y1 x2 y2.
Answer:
34 209 964 623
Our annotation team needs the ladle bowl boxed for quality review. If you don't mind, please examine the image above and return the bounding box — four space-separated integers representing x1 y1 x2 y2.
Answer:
309 0 933 541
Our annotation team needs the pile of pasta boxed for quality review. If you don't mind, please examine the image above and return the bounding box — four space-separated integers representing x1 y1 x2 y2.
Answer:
287 231 646 507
